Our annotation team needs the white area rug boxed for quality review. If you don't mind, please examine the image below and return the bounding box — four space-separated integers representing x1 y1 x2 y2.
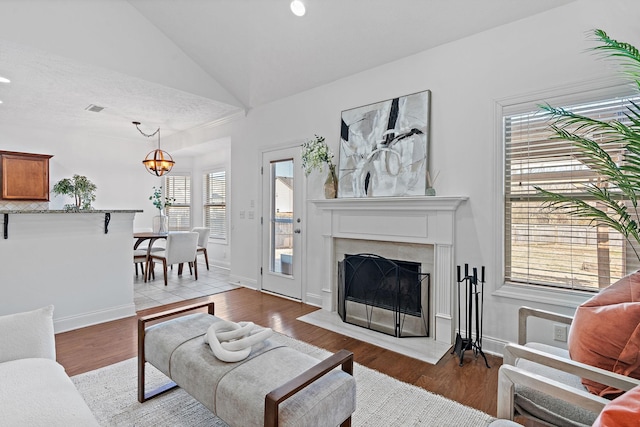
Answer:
72 333 495 426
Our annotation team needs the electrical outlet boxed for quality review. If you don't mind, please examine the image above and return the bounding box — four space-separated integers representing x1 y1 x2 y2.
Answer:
553 324 568 342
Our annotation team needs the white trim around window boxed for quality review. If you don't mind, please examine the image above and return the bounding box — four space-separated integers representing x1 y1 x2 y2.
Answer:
164 173 192 231
493 77 633 308
203 168 228 243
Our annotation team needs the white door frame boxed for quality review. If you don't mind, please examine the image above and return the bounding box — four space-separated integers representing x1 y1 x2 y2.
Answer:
258 143 307 301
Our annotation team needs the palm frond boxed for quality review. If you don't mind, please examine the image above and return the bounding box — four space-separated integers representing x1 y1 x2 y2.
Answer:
535 187 640 261
546 125 638 202
592 29 640 81
537 188 623 231
540 104 640 144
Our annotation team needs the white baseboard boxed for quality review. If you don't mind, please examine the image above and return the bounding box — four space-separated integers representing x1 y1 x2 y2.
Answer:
481 335 510 358
54 303 136 333
210 259 230 269
305 292 323 308
453 329 508 358
228 274 257 290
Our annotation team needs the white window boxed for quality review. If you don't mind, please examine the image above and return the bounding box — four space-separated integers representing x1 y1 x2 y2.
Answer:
203 170 227 240
504 93 640 292
165 174 191 231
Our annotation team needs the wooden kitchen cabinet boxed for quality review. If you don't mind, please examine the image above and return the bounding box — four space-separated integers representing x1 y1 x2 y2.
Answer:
0 151 53 200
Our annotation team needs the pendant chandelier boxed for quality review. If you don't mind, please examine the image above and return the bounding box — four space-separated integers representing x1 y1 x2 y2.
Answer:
133 121 175 176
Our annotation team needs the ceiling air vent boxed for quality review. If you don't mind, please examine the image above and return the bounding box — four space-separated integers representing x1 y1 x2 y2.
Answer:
85 104 105 113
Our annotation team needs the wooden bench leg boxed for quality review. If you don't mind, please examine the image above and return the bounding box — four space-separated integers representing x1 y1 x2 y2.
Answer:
264 349 354 427
137 301 215 403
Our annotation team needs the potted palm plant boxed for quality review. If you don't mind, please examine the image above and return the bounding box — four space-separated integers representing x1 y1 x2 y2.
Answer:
536 29 640 262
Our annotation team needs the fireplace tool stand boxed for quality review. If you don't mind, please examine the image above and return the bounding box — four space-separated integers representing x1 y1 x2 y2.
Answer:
453 264 490 368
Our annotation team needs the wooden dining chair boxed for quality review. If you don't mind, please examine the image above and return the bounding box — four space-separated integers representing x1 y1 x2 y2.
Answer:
133 249 148 277
146 232 199 286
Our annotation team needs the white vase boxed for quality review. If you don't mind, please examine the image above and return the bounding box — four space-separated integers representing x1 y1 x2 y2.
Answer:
152 212 169 233
324 166 338 199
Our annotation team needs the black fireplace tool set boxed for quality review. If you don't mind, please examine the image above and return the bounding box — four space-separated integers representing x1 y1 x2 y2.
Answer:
453 264 490 368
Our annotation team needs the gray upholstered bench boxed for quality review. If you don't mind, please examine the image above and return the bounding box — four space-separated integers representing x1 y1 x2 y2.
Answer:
138 302 356 427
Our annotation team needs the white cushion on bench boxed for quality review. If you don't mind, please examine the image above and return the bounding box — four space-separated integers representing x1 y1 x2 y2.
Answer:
217 345 356 426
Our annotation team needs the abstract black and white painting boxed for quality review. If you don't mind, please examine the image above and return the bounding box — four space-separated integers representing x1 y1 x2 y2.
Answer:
338 90 430 198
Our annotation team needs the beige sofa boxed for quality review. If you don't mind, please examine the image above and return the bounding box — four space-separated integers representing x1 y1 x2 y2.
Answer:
0 305 99 426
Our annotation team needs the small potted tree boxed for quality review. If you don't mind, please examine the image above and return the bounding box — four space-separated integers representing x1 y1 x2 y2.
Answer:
52 174 97 211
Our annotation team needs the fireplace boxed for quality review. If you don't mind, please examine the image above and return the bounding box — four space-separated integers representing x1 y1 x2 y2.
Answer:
312 196 467 345
338 253 430 337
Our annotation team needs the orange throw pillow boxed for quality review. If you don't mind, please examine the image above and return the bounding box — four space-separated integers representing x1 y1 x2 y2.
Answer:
592 385 640 426
568 270 640 397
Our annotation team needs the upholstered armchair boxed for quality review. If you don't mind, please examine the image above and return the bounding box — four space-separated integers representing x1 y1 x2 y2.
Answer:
497 306 640 426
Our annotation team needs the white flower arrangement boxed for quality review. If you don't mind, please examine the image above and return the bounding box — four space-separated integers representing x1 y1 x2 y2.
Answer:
301 134 335 175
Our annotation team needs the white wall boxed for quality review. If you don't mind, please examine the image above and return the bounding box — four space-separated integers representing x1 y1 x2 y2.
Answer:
170 0 640 351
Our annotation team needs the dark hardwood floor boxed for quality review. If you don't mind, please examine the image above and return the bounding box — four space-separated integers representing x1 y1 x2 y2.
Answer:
55 287 502 417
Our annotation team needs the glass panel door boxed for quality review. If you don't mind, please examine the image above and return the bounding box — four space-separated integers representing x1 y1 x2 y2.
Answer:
270 159 294 275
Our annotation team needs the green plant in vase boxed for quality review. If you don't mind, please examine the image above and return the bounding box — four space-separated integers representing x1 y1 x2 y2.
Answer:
149 186 175 232
301 134 338 198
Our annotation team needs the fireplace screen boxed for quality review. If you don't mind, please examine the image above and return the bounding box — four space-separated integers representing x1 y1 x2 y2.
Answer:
338 253 430 338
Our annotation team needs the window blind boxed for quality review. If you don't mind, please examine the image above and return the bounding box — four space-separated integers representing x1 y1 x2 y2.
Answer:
165 174 191 231
203 171 226 240
504 95 640 291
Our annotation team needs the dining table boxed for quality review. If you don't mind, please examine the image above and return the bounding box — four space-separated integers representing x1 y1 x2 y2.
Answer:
133 231 168 254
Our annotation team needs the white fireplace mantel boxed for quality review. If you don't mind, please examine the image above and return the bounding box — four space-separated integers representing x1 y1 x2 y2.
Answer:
311 196 467 211
311 196 468 344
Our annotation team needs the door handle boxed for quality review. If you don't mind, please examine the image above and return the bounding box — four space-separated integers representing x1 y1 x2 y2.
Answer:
294 229 301 234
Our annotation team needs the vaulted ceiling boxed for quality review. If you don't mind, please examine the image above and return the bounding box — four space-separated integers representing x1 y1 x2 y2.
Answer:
0 0 575 142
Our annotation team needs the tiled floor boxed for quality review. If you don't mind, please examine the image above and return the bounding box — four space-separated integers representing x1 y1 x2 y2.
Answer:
133 261 237 311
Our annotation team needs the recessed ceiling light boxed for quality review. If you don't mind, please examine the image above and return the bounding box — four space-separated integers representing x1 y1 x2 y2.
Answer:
0 76 10 84
290 0 305 17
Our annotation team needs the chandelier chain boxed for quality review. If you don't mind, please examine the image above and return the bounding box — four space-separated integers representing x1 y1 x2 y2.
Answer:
133 122 160 138
133 121 174 176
